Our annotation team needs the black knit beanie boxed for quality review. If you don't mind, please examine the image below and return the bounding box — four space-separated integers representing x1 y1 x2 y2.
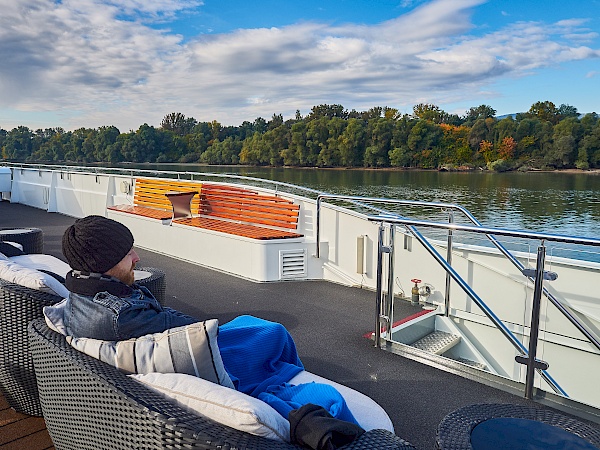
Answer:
62 215 134 274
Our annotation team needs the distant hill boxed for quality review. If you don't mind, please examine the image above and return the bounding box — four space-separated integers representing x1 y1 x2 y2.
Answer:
497 113 519 119
496 112 589 120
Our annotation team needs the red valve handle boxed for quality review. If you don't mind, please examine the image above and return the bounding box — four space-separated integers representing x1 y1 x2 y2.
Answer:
411 278 421 284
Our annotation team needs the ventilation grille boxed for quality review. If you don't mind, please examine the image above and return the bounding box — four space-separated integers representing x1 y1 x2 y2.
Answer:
279 249 307 279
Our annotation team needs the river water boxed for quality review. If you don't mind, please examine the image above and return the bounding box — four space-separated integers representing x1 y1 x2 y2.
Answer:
114 164 600 262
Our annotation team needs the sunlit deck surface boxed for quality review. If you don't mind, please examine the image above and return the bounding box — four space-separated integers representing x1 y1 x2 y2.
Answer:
2 200 599 449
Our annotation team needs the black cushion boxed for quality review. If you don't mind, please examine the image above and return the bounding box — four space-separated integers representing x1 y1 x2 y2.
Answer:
0 242 25 257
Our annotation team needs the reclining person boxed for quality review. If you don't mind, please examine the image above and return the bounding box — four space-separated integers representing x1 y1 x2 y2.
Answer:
60 215 364 447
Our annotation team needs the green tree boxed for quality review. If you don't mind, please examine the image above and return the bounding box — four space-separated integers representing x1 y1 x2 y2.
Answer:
464 105 496 126
578 121 600 168
318 117 346 167
495 116 516 142
305 117 329 166
160 112 197 136
389 115 416 167
364 118 394 167
339 118 366 167
557 104 579 120
201 137 242 164
413 103 447 124
307 104 348 120
528 101 559 124
468 118 495 150
545 135 576 168
3 126 33 160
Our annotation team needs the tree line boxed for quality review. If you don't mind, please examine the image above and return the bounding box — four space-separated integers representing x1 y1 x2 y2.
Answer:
1 101 599 171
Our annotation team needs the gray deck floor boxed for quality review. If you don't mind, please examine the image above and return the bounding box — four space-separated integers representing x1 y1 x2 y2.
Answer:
1 200 594 449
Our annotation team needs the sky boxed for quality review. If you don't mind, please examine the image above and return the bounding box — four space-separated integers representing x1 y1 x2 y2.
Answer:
0 0 598 132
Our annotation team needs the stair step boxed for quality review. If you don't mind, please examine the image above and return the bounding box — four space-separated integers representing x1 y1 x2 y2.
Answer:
452 357 487 371
411 331 461 355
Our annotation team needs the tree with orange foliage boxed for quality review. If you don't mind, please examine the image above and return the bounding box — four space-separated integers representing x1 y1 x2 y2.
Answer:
498 136 516 160
478 140 495 164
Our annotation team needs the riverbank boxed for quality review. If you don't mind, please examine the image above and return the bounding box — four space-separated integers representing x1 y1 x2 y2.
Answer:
103 161 600 175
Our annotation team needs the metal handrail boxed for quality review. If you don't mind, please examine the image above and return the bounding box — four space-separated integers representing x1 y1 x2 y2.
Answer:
316 194 600 354
316 194 472 258
370 216 600 394
368 217 600 247
371 218 571 396
4 162 325 199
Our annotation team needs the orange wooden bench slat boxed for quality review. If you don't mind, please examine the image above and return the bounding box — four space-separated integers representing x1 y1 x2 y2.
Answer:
201 196 300 211
198 212 298 229
200 200 299 217
174 217 302 240
199 205 298 225
134 178 202 214
202 189 297 205
107 204 173 220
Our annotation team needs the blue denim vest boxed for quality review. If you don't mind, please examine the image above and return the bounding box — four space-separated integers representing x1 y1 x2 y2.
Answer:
64 286 198 340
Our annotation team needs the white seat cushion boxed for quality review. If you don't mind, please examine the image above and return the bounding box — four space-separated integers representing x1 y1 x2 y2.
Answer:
10 254 71 278
288 371 394 433
130 372 290 442
0 257 69 298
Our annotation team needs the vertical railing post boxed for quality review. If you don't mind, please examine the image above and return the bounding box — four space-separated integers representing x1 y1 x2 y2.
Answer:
444 210 454 316
374 224 385 348
386 224 396 331
524 241 548 399
315 196 322 258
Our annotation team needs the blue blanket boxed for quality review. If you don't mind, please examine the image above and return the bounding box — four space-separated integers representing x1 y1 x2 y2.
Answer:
218 315 358 424
259 382 359 425
218 315 304 396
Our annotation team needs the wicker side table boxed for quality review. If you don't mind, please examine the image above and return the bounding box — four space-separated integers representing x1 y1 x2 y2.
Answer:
134 266 166 305
436 403 600 450
0 227 44 254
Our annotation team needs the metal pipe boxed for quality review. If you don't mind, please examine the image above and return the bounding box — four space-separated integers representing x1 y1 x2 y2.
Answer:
445 210 454 316
524 243 547 399
386 224 396 332
368 217 600 247
316 196 322 258
374 224 385 348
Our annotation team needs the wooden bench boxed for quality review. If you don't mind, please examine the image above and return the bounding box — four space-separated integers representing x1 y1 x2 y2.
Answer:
109 178 302 240
108 178 202 220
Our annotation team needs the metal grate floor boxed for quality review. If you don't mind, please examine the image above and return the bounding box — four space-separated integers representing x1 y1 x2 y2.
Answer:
411 331 461 355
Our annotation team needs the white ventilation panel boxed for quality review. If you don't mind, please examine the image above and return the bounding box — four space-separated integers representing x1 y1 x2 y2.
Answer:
279 249 307 279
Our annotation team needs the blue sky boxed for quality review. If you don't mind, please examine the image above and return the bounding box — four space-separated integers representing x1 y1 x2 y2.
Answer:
0 0 598 132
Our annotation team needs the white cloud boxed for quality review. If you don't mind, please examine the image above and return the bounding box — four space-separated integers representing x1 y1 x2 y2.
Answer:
0 0 598 131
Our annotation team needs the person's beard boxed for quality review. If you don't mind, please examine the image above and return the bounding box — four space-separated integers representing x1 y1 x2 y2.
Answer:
112 262 136 285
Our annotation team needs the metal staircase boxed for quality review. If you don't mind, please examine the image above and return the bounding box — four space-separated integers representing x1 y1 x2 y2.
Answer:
410 331 461 355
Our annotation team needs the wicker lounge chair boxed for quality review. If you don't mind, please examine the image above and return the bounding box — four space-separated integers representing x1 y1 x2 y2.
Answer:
29 318 416 450
0 227 44 254
0 280 62 416
0 264 165 416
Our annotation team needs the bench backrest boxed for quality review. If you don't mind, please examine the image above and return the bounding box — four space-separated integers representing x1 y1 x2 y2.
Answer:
134 178 202 215
132 178 300 231
199 184 300 230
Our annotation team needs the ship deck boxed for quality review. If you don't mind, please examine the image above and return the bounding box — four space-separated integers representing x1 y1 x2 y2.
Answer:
1 200 597 449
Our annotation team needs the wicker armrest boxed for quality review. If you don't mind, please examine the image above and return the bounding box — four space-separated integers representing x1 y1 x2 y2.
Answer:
0 280 63 415
28 318 413 449
0 227 44 254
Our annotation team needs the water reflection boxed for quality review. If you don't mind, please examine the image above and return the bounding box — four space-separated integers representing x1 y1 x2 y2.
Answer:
116 164 600 262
